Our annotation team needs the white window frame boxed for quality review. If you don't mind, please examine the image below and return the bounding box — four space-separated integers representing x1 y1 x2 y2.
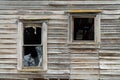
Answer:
17 19 47 71
68 13 100 44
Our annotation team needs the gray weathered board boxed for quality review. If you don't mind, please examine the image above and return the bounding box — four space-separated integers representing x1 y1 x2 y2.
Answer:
0 0 119 80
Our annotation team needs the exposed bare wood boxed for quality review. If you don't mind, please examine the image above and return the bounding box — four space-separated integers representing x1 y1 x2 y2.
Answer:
0 0 119 80
68 10 102 13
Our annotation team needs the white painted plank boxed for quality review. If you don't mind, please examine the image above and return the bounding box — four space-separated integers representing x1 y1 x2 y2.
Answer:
0 49 16 54
0 20 17 24
0 34 17 38
0 39 16 43
0 59 16 64
101 15 120 19
0 1 119 5
0 24 17 29
102 10 120 14
49 1 120 5
0 44 16 48
0 54 17 58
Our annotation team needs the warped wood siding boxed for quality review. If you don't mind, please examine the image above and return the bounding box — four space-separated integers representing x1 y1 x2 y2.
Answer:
0 0 119 80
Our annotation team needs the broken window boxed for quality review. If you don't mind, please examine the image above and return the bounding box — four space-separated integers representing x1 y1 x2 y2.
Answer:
73 18 94 40
18 20 47 71
23 23 42 67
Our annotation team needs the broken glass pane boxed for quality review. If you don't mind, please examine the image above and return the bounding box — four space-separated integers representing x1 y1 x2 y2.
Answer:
24 24 41 44
23 46 43 67
23 23 42 67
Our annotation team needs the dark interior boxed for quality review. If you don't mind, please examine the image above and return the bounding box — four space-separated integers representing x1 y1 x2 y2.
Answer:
73 18 94 40
24 27 41 44
23 25 42 67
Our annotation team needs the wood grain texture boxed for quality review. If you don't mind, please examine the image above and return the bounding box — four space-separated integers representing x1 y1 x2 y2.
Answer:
0 0 119 80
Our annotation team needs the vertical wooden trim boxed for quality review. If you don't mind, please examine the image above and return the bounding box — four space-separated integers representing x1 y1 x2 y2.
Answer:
17 20 23 70
95 14 101 44
71 16 74 42
68 14 74 43
68 13 72 43
42 22 48 70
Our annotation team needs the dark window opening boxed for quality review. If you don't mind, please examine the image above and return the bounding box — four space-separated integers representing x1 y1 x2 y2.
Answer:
33 78 48 80
49 79 58 80
73 18 94 40
23 23 42 67
24 25 41 44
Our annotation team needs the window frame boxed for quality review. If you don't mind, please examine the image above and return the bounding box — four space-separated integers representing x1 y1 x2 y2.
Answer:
68 13 100 44
17 19 48 71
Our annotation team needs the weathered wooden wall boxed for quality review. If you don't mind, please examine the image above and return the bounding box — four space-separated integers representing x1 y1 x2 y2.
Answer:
0 0 119 80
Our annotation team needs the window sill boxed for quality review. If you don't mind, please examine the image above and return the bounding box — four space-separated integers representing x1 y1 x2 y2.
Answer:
18 68 47 72
68 41 100 49
69 41 98 44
